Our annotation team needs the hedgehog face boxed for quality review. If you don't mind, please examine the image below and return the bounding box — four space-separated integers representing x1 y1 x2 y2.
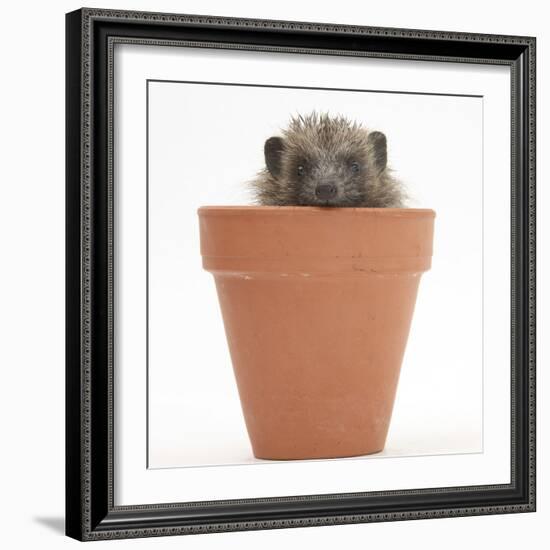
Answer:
285 148 369 207
264 113 388 207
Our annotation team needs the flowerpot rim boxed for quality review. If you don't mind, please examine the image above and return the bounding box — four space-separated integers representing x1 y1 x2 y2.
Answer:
199 205 436 275
198 205 435 218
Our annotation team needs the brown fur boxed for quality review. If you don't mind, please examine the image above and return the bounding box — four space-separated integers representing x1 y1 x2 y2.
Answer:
249 112 406 207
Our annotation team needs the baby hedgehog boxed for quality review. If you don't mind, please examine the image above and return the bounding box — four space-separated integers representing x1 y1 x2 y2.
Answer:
249 112 405 207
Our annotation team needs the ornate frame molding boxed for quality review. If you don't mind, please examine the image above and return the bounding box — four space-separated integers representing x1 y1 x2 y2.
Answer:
66 8 536 541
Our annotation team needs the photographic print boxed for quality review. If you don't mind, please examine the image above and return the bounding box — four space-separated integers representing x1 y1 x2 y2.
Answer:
66 8 535 541
145 79 483 469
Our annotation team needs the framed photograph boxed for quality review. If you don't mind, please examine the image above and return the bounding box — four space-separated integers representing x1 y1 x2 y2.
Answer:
65 7 536 541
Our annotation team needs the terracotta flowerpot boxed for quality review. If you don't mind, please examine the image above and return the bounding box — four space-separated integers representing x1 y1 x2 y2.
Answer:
198 206 435 460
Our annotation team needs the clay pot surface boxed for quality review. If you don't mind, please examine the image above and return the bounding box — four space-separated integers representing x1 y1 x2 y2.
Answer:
199 206 435 460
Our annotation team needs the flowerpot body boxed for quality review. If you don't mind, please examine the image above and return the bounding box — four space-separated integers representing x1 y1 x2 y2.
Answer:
199 206 435 460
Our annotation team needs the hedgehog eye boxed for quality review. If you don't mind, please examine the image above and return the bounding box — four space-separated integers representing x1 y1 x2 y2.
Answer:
350 161 361 174
297 165 305 176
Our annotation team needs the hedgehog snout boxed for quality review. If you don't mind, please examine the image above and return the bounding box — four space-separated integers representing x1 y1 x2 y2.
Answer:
315 183 338 201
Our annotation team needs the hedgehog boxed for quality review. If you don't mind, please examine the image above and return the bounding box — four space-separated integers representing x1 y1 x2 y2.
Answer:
249 112 406 208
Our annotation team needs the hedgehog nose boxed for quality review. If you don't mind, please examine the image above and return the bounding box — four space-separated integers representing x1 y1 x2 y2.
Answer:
315 183 337 200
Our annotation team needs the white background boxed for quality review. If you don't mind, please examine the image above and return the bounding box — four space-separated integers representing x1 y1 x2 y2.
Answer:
0 1 546 549
147 80 486 468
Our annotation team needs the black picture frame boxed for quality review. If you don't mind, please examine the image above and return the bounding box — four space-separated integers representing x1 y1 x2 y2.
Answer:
66 7 536 541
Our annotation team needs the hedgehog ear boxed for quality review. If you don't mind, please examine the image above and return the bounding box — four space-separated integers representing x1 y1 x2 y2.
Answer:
264 136 285 179
368 131 387 174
